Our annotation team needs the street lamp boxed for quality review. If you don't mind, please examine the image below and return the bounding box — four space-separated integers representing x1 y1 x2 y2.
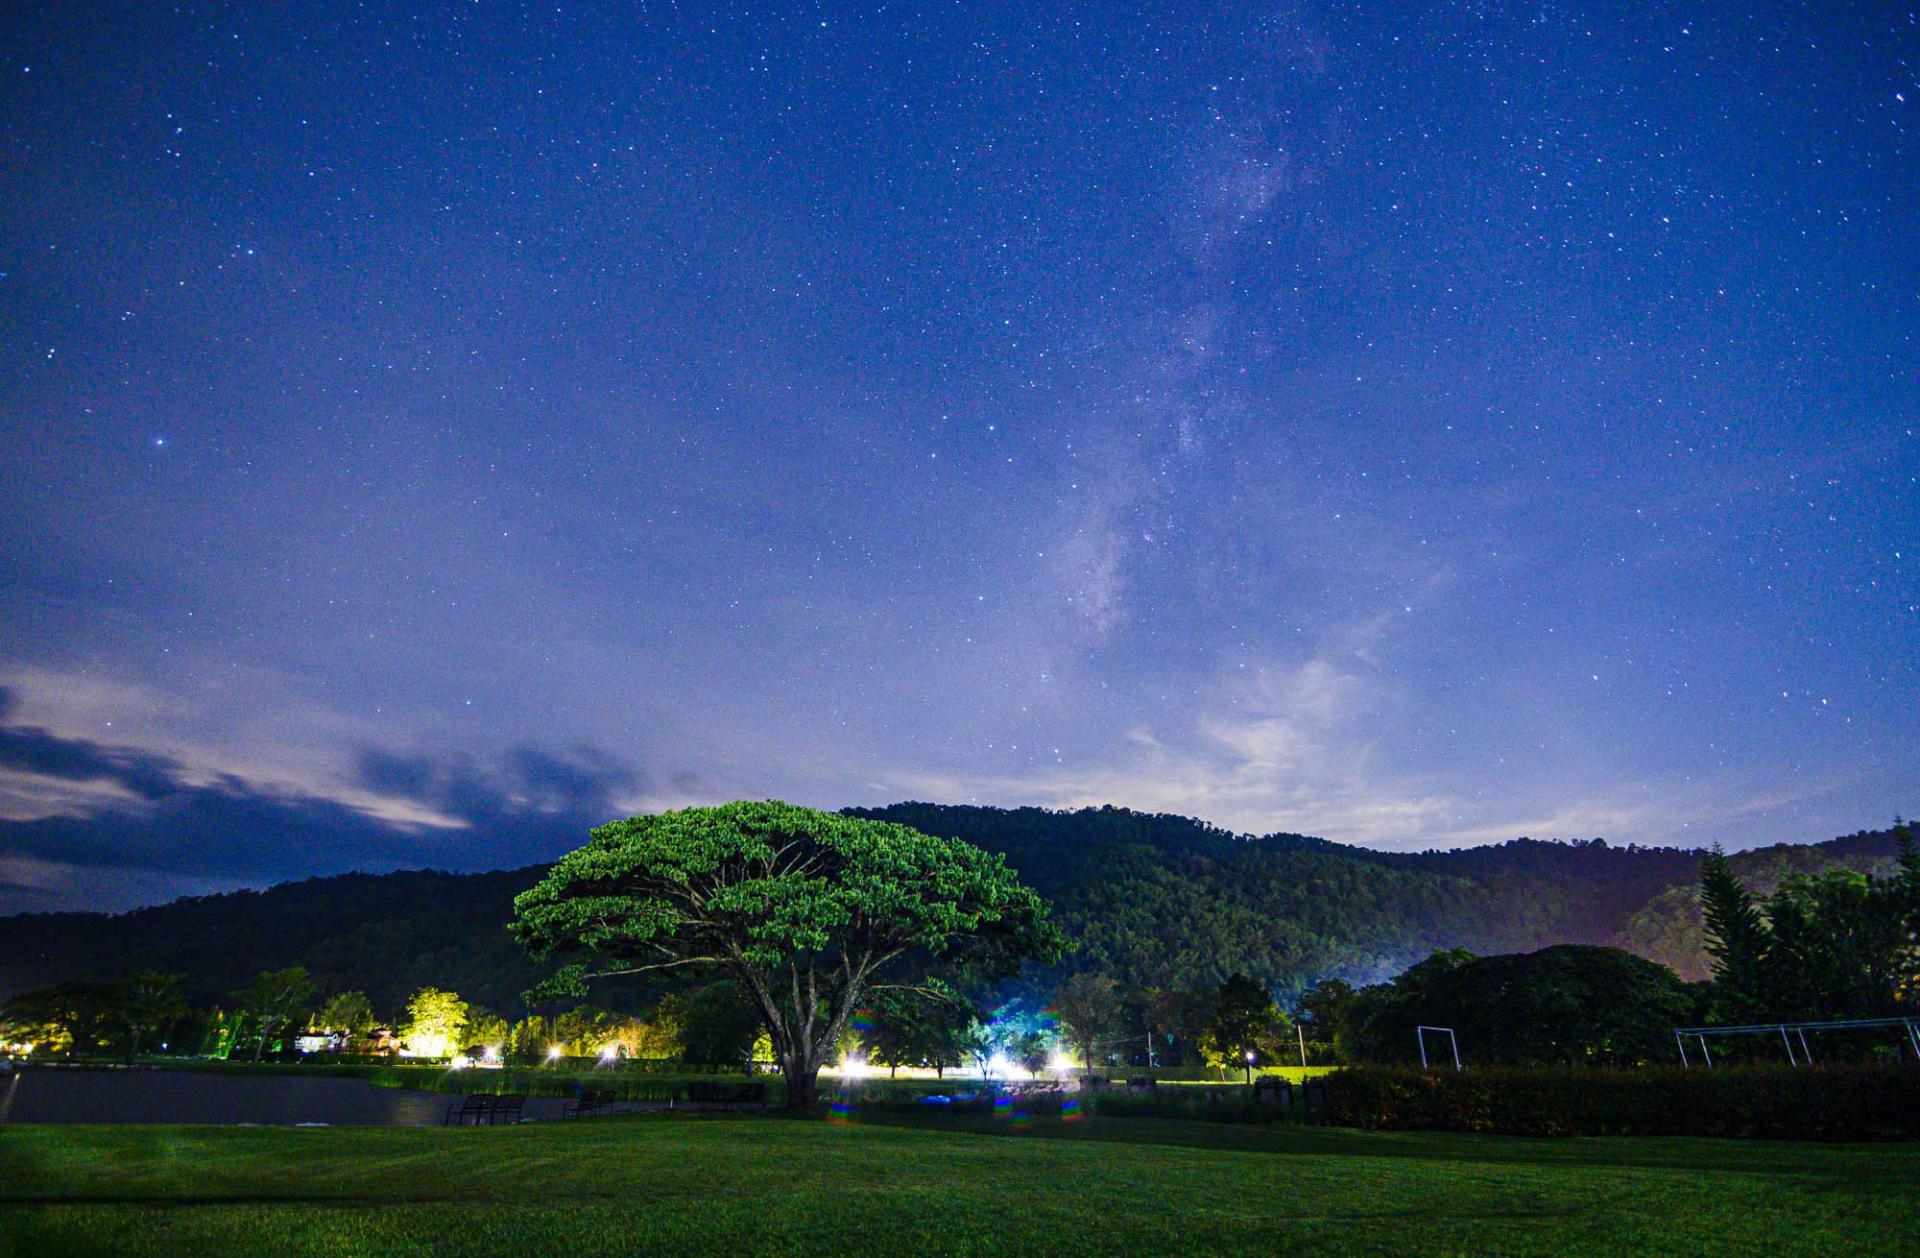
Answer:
1244 1049 1256 1086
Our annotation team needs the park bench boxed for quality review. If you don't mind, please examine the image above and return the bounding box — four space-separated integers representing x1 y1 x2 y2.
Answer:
442 1093 526 1126
564 1087 617 1119
684 1080 768 1108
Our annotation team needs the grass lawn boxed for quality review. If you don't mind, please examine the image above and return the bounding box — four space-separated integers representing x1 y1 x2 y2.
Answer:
1 1112 1914 1256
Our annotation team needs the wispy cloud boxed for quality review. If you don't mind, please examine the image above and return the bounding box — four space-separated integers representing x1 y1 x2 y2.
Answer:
0 668 663 912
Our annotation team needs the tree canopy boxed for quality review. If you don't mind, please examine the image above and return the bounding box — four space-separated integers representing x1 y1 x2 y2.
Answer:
511 801 1064 1104
1330 945 1699 1067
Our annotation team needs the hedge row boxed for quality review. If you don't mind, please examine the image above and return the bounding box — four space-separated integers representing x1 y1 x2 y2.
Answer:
366 1065 788 1103
1321 1064 1920 1140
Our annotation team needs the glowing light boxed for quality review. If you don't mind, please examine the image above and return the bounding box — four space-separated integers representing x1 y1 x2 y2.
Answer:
598 1044 619 1063
1245 1051 1256 1063
986 1052 1011 1077
449 1054 471 1070
547 1045 564 1061
839 1054 868 1078
483 1045 500 1063
1049 1051 1073 1074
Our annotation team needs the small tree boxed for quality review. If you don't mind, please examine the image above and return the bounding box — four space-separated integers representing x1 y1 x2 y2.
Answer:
1051 973 1121 1071
513 801 1063 1106
401 987 469 1058
235 968 316 1062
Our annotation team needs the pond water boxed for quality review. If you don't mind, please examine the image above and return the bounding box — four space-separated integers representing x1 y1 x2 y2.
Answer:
0 1068 577 1126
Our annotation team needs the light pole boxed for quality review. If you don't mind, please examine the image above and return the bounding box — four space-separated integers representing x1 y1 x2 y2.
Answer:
1244 1049 1255 1086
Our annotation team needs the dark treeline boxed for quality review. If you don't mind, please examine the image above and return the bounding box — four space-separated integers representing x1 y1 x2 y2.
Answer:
0 804 1909 1041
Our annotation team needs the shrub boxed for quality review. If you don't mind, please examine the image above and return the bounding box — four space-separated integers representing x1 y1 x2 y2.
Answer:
1322 1064 1920 1140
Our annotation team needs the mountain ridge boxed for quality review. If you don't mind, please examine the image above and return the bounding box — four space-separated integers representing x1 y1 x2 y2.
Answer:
2 803 1904 1012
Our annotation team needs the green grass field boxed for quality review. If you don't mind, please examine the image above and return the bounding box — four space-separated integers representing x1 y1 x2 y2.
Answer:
2 1112 1914 1256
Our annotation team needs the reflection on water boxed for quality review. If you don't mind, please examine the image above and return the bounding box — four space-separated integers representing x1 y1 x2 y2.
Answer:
0 1068 576 1126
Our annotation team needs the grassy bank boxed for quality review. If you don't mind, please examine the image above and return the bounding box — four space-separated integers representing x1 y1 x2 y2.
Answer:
2 1114 1915 1256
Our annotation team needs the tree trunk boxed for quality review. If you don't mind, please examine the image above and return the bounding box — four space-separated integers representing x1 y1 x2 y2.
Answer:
782 1045 824 1108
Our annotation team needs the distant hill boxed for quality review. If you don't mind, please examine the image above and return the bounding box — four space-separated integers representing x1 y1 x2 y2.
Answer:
0 803 1904 1015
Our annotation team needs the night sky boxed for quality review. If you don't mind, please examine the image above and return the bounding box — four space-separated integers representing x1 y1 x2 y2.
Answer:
2 3 1915 914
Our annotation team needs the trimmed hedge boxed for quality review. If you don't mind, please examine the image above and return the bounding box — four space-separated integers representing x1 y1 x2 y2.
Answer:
1322 1064 1920 1140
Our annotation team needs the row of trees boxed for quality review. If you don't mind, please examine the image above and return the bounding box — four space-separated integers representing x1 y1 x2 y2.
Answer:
1700 821 1920 1023
0 966 703 1065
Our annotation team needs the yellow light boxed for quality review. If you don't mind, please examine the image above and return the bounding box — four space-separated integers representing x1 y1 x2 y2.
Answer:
449 1054 470 1070
547 1045 564 1060
1049 1051 1073 1073
598 1044 618 1062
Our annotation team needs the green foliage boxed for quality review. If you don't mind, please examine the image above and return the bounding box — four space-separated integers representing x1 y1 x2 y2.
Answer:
1201 973 1289 1074
399 986 469 1057
1333 945 1699 1067
234 967 317 1061
1699 821 1920 1023
314 991 375 1042
1294 978 1353 1064
1050 973 1122 1066
675 981 761 1068
1323 1063 1920 1140
862 983 980 1076
1 972 188 1059
1699 845 1769 1018
10 806 1917 1026
463 1008 511 1054
512 801 1063 1103
507 1014 552 1062
1 981 109 1054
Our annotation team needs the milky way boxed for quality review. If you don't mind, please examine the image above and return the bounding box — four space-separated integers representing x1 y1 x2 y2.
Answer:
1 3 1915 911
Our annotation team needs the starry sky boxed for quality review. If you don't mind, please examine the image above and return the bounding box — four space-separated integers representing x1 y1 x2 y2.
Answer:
1 2 1915 914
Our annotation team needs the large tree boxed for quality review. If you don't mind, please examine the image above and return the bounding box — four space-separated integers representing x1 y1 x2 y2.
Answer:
1336 945 1699 1067
512 801 1063 1106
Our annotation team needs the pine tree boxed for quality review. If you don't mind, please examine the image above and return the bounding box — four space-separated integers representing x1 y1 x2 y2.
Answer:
1699 845 1770 1019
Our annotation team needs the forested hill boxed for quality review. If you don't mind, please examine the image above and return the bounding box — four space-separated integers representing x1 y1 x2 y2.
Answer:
0 803 1904 1012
